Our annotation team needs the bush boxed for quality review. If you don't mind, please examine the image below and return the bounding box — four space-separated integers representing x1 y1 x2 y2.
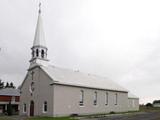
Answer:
110 111 115 114
146 103 152 107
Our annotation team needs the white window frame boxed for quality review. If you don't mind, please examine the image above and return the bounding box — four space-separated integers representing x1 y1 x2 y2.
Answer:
105 92 108 105
79 90 84 106
43 101 47 113
132 99 135 107
93 91 97 106
115 93 118 105
23 103 27 113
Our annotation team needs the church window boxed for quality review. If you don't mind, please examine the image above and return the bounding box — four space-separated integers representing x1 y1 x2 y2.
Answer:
23 103 26 113
43 101 47 113
79 90 84 106
115 93 118 105
41 49 44 58
132 100 135 107
94 91 97 105
105 92 108 105
36 49 39 57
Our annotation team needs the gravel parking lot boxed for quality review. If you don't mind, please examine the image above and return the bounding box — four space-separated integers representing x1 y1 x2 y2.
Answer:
82 111 160 120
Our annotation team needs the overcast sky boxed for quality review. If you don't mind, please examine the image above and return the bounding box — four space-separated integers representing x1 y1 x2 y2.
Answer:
1 0 160 104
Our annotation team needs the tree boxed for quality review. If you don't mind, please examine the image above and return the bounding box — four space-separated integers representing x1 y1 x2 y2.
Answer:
153 100 160 104
5 82 9 88
0 79 4 89
5 82 15 89
9 82 15 89
146 103 152 107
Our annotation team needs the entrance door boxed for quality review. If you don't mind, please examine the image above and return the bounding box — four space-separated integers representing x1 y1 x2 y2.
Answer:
30 101 34 116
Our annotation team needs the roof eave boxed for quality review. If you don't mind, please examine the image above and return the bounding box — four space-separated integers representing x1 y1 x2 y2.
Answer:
50 82 128 93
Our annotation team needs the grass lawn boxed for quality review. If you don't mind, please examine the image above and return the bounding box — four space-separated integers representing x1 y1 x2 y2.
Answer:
140 106 160 112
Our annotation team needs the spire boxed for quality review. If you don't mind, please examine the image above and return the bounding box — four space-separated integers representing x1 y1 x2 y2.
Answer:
33 2 46 47
30 2 48 62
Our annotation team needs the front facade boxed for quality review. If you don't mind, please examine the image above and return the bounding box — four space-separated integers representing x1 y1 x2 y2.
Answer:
20 67 54 116
20 4 139 117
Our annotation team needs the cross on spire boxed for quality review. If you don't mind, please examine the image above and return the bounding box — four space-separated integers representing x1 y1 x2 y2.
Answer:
39 2 41 14
30 1 48 63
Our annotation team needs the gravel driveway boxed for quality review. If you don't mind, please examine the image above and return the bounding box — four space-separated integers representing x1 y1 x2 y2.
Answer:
81 111 160 120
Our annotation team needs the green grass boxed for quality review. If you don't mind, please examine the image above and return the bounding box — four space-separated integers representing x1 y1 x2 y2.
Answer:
140 106 160 112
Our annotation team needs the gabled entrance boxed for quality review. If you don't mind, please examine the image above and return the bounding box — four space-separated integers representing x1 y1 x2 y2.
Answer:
30 101 34 116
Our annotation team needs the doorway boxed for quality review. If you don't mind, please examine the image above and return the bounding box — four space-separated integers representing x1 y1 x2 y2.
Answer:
30 101 34 116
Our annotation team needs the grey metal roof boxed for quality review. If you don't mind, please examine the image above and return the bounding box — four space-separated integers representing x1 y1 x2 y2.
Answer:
41 65 128 92
0 88 20 96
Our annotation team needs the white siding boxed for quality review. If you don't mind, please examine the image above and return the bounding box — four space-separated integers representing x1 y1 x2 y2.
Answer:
128 98 139 111
53 84 128 117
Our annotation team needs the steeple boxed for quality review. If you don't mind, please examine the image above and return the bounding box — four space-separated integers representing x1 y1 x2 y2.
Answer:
33 2 46 47
30 3 48 62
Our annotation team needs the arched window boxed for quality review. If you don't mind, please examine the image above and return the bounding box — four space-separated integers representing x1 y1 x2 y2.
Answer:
41 50 44 58
115 93 118 105
94 91 97 105
43 101 47 113
79 90 84 106
36 49 39 57
105 92 108 105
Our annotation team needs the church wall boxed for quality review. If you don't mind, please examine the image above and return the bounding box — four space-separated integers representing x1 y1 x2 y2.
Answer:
36 67 54 116
128 98 139 111
20 67 54 117
20 72 31 116
53 84 128 117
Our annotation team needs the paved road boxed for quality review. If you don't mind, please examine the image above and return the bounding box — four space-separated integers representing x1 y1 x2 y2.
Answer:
0 116 27 120
82 112 160 120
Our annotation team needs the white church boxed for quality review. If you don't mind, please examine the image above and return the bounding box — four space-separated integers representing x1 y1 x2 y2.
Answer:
20 4 139 117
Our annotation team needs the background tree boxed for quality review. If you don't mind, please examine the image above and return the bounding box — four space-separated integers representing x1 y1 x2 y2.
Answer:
153 100 160 104
5 82 15 89
146 103 152 107
5 82 9 88
0 79 4 89
9 82 15 88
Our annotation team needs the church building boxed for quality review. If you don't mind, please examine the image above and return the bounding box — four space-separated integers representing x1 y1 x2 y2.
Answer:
20 4 139 117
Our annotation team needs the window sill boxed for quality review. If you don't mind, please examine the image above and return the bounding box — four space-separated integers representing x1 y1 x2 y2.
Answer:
93 105 98 107
42 111 47 113
79 105 85 107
